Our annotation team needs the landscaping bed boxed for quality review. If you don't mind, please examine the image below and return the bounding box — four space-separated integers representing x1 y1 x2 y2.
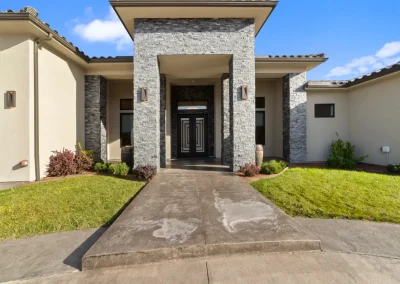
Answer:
0 176 145 240
252 168 400 224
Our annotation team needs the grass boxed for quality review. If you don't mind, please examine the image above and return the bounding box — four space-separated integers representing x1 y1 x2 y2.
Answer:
252 168 400 224
0 175 145 240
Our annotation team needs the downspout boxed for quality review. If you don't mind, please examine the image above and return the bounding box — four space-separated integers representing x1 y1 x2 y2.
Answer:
34 33 53 181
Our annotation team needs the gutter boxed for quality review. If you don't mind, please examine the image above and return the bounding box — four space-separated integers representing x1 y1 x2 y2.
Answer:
34 33 53 181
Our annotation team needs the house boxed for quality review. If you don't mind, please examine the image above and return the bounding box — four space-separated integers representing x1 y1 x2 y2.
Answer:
0 1 399 182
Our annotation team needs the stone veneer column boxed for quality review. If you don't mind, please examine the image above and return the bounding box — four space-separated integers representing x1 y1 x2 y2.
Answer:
133 53 160 168
221 73 232 167
230 58 256 171
160 74 167 168
85 75 107 162
282 72 307 163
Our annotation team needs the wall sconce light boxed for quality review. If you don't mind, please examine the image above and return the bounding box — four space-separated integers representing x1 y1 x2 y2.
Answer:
20 160 28 167
7 91 16 108
141 88 148 102
241 85 248 100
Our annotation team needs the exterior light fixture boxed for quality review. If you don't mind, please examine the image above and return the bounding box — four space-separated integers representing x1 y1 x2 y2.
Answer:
20 160 28 167
141 88 148 102
7 91 16 108
241 85 248 100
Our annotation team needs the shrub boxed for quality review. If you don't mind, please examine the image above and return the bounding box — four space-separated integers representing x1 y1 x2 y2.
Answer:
46 148 94 177
47 149 77 177
94 162 109 172
135 165 157 180
327 134 368 170
261 160 288 175
74 152 93 174
387 163 400 174
239 163 261 177
77 142 95 161
108 163 130 176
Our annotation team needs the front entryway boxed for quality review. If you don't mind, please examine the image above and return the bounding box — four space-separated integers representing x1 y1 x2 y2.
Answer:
178 114 208 157
171 85 215 159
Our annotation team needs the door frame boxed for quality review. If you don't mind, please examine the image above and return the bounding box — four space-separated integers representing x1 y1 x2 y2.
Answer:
177 114 209 157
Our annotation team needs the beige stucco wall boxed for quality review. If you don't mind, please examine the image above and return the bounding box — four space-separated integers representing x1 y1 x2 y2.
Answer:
107 80 133 162
0 36 35 182
255 78 282 158
348 74 400 165
37 45 85 179
307 90 349 162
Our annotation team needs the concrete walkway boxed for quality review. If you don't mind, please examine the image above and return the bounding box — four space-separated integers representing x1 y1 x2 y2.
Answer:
0 228 106 283
0 182 25 191
82 170 320 269
296 218 400 258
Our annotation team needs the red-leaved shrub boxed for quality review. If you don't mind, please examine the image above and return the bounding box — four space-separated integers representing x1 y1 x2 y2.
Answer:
46 148 94 177
134 164 157 180
239 163 261 177
74 152 93 174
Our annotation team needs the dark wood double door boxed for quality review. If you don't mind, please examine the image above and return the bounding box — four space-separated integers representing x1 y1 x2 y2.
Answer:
177 114 208 157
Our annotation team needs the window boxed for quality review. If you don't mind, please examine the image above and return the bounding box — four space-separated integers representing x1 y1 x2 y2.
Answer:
256 111 265 145
120 114 133 147
315 104 335 118
120 99 133 110
178 101 207 110
256 97 265 108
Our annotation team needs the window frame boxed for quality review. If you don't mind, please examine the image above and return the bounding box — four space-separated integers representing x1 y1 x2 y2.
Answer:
315 103 335 118
256 110 266 146
177 100 208 110
120 99 133 111
120 113 133 147
255 97 265 109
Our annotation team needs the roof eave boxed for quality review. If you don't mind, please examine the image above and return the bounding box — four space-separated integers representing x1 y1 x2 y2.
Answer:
256 57 328 63
109 0 278 8
89 56 134 63
0 12 90 63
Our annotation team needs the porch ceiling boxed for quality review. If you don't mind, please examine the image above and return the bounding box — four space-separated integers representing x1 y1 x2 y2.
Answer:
159 54 231 80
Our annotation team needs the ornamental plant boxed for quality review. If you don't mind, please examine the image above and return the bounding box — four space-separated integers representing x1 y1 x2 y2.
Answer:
94 162 109 172
108 163 130 176
134 164 157 180
327 133 368 170
46 148 93 177
239 163 261 177
77 142 95 161
387 163 400 174
261 160 288 175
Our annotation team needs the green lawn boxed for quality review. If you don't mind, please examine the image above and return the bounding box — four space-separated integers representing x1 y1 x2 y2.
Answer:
0 175 145 240
252 168 400 224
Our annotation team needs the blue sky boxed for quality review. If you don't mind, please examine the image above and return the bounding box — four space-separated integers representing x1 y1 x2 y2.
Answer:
2 0 399 80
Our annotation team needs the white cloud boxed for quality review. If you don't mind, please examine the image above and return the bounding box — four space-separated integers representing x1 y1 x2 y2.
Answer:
376 42 400 58
325 41 400 78
72 7 132 51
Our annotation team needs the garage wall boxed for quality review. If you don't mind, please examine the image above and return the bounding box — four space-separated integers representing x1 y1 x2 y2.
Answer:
0 36 34 182
38 45 85 179
348 73 400 165
107 80 133 162
307 90 349 162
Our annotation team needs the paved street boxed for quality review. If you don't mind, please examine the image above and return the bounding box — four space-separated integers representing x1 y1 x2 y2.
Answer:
6 251 400 284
